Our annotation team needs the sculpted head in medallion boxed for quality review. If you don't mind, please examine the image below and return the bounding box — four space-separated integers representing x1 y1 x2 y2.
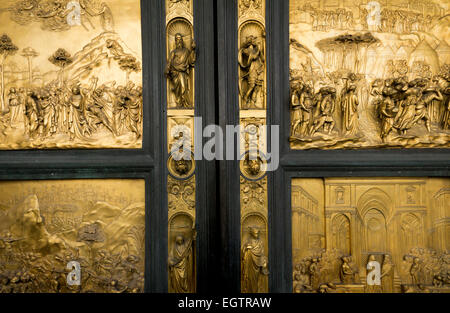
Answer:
247 158 261 176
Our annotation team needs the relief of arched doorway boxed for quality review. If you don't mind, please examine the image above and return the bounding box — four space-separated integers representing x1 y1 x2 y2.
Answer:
331 214 351 255
400 213 423 253
357 188 392 255
364 208 387 253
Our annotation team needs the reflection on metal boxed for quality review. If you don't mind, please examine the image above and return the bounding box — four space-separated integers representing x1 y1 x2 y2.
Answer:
0 0 143 149
292 178 450 293
166 0 196 293
239 0 269 293
289 0 450 149
0 179 146 293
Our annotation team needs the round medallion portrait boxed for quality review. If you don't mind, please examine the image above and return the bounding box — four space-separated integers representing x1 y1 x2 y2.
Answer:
167 150 195 180
239 151 267 181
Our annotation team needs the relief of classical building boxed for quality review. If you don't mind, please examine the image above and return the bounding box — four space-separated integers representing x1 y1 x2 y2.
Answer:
292 178 450 293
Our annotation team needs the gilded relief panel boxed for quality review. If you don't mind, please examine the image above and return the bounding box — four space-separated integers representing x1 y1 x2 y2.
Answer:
0 179 146 293
289 0 450 149
292 177 450 293
0 0 143 149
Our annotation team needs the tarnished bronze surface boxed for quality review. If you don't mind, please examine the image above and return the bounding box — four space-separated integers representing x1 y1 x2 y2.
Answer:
290 0 450 149
0 0 143 149
292 177 449 293
0 179 146 293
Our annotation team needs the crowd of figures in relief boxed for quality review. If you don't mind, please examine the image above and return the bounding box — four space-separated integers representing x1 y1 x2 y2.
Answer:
0 0 143 149
0 180 146 293
294 248 449 293
290 0 450 149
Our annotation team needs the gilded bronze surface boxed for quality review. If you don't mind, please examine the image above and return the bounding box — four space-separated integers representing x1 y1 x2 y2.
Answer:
166 0 196 294
239 0 269 293
290 0 450 149
166 1 195 110
0 0 143 149
168 175 196 293
241 176 269 293
0 179 146 293
292 178 449 293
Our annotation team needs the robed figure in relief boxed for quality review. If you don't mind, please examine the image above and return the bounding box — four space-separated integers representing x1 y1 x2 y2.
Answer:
241 228 269 293
169 233 195 293
165 34 196 108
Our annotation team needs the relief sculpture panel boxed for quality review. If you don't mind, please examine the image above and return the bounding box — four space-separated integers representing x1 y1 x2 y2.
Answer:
0 179 146 293
166 0 196 294
0 0 143 149
290 0 450 149
241 176 269 293
292 178 449 293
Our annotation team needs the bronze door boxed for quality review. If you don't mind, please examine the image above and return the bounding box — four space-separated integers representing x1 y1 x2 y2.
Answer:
217 0 449 294
0 0 449 294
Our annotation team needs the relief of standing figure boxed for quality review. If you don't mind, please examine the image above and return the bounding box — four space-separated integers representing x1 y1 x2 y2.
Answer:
381 254 394 293
340 256 354 284
241 228 269 293
165 34 196 108
310 87 336 135
239 35 265 109
7 88 20 127
341 84 359 136
168 231 196 293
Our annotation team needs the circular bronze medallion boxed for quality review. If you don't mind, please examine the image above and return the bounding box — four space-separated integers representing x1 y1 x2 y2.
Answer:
167 150 195 180
239 151 267 181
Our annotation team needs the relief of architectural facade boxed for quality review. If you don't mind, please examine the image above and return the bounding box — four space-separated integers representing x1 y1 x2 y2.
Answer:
290 0 450 149
0 0 143 149
292 178 450 293
0 179 146 293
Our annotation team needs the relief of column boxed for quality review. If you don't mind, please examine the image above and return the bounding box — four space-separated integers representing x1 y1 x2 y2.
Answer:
238 0 268 294
165 0 197 294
